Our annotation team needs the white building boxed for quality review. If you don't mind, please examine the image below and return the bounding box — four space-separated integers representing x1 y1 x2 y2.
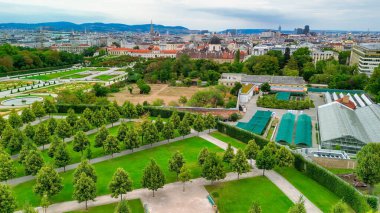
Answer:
107 47 177 58
350 43 380 74
311 50 339 63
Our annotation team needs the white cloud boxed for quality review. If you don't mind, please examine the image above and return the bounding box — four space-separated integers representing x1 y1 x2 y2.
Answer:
0 0 379 31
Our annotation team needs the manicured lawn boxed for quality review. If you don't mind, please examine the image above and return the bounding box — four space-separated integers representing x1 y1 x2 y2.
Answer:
95 75 116 81
275 167 346 212
66 199 144 213
26 68 89 80
210 132 246 149
91 67 109 71
62 74 90 79
12 136 225 207
205 176 293 213
327 168 355 175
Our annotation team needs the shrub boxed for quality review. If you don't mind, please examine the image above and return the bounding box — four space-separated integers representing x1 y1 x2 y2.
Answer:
257 95 313 110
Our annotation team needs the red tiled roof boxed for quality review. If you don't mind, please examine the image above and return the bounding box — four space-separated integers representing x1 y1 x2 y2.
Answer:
336 97 356 110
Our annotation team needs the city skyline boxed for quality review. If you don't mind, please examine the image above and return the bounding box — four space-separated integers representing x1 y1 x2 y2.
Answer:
0 0 379 31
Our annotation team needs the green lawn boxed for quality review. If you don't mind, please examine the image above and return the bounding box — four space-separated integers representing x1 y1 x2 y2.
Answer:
326 168 355 175
62 74 90 79
210 132 247 150
26 68 89 80
91 67 109 72
205 176 293 213
66 199 144 213
275 167 347 212
95 75 116 81
12 136 225 207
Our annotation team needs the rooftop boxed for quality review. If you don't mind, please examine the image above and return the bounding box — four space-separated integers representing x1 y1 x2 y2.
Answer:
359 43 380 50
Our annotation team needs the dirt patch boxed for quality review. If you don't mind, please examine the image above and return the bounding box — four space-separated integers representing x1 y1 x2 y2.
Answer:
109 84 205 105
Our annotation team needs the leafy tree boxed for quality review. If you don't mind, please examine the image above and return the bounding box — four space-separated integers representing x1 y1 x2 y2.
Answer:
276 146 294 168
46 118 58 135
8 134 22 154
66 108 78 127
122 101 137 119
54 142 71 171
182 112 194 124
0 152 16 182
107 106 120 126
24 123 35 139
244 140 260 166
330 200 349 213
0 115 7 136
141 159 166 197
40 194 50 213
232 149 251 179
22 204 38 213
43 98 57 116
162 121 175 142
55 120 71 141
179 96 188 106
135 103 144 116
356 143 380 194
193 114 205 135
169 111 181 127
260 82 271 92
73 131 90 156
18 141 37 164
230 82 243 96
178 165 191 192
24 150 44 175
93 83 109 97
204 113 216 132
92 109 106 129
21 108 36 123
223 143 235 164
109 168 133 201
244 55 279 75
74 117 91 132
95 125 109 150
365 66 380 96
288 196 306 213
178 119 191 139
104 135 120 157
198 147 209 165
248 201 262 213
0 183 16 213
124 126 140 152
33 166 63 197
33 124 50 150
48 135 61 158
82 108 93 122
115 200 130 213
256 143 277 176
0 124 14 147
117 123 129 142
201 152 226 184
154 115 164 132
143 122 159 146
8 110 22 128
168 151 185 179
73 159 97 184
73 173 97 210
31 102 46 120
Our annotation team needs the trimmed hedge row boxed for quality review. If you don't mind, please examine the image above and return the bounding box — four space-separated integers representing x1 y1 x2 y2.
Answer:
57 104 110 113
217 121 378 212
143 106 186 119
294 154 377 212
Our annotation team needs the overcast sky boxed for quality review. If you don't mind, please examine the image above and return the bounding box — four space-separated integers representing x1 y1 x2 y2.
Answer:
0 0 379 31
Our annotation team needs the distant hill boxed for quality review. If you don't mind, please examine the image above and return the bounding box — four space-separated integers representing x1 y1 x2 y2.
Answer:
0 21 190 33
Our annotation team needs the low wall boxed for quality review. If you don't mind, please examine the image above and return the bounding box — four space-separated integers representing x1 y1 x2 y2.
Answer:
311 157 357 169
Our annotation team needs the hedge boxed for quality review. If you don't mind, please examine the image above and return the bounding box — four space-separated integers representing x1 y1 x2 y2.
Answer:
57 104 110 113
143 106 186 119
294 153 376 212
217 121 378 212
2 65 73 78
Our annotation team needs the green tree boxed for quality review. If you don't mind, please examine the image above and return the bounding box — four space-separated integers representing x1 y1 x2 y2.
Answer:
162 121 175 142
66 108 78 127
109 168 133 201
234 50 241 63
104 135 120 157
178 165 191 192
0 115 7 136
33 166 63 197
115 200 130 213
260 82 271 92
232 149 251 179
198 148 209 165
8 110 22 128
24 150 44 175
54 142 71 171
43 98 57 116
107 106 120 126
95 125 109 150
117 122 129 142
276 146 295 168
31 102 46 120
73 159 97 184
55 120 71 142
201 152 226 184
356 143 380 194
0 183 16 213
193 114 205 135
144 122 159 146
0 152 16 182
204 113 216 132
256 143 277 176
178 119 191 139
46 118 58 135
73 131 90 156
154 115 164 132
74 117 91 132
141 159 166 197
24 123 35 139
124 126 140 152
73 173 97 210
18 141 37 164
330 200 348 213
168 151 185 179
223 143 235 164
8 134 22 154
179 96 188 106
21 108 36 123
33 124 50 150
244 140 260 166
248 201 262 213
288 197 306 213
47 135 61 158
92 109 106 129
169 111 181 127
40 194 50 213
122 101 137 120
0 125 14 148
22 204 38 213
82 108 93 122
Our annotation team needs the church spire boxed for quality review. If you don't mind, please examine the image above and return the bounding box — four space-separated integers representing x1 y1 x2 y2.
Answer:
150 20 154 36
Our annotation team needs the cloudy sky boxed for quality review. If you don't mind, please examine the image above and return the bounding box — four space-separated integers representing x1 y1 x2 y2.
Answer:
0 0 379 31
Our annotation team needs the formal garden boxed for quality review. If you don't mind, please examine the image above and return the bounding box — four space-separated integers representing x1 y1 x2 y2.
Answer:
25 68 90 81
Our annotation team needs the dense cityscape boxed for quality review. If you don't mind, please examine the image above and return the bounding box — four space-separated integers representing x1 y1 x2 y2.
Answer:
0 2 379 213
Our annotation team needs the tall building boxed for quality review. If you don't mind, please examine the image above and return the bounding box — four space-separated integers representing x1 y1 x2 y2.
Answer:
304 25 310 34
278 25 282 32
149 20 154 36
350 43 380 74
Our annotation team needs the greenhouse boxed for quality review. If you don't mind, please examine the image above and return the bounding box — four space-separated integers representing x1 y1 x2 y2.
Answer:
275 112 296 144
294 114 312 147
236 110 272 135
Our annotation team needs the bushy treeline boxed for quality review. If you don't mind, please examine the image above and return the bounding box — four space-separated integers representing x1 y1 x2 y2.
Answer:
0 44 83 73
257 95 314 110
